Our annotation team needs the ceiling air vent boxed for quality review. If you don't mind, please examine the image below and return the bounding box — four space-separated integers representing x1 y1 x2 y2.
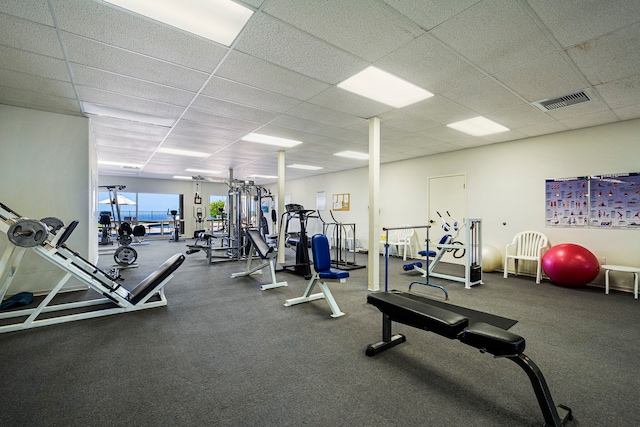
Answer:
532 89 594 111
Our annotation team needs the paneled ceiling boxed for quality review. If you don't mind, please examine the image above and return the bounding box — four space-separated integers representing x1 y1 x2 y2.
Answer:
1 0 639 184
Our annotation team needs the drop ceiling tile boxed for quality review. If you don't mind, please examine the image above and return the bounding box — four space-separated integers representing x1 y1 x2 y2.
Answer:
596 75 640 109
480 129 527 143
215 51 330 101
269 115 364 142
72 65 196 107
495 52 588 102
191 95 281 124
286 102 364 129
527 0 640 48
62 33 209 92
375 33 485 94
234 13 368 84
613 105 640 121
90 116 172 137
421 125 473 143
0 46 70 81
94 136 159 152
0 0 53 26
517 120 570 137
181 109 262 132
201 77 301 113
0 68 76 99
405 96 475 124
566 23 640 85
389 134 444 148
442 77 526 114
78 86 185 118
0 13 63 58
308 86 395 118
169 123 245 143
430 0 557 75
559 110 619 129
52 0 228 73
379 109 440 133
0 85 80 115
383 0 481 30
485 104 554 129
263 0 423 62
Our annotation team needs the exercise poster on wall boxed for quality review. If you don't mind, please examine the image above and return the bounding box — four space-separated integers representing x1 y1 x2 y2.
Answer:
590 173 640 228
545 172 640 229
545 177 589 227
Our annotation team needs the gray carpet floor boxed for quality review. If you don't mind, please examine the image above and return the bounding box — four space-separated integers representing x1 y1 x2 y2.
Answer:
0 237 638 426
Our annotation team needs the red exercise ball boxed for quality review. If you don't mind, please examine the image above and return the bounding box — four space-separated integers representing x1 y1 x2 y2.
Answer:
542 244 600 286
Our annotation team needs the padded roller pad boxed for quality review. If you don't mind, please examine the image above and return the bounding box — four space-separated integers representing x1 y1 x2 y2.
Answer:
367 292 468 339
418 250 437 257
459 322 525 356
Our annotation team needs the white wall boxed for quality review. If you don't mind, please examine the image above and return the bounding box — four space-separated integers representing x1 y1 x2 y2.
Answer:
0 105 91 294
268 118 640 292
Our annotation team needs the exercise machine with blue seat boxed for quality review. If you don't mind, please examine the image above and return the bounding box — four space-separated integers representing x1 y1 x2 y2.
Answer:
230 228 287 291
0 202 185 333
284 234 348 318
404 212 482 290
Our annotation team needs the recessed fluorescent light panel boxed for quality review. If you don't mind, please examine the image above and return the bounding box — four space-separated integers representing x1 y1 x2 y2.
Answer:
334 151 369 160
246 174 278 179
102 0 253 46
173 175 194 180
287 164 323 170
337 66 433 108
185 168 222 174
446 116 510 136
241 133 303 148
157 147 210 157
98 160 143 169
82 102 175 127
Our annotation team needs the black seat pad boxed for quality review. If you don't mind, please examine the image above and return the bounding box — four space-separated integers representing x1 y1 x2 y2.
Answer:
367 292 468 339
459 322 526 356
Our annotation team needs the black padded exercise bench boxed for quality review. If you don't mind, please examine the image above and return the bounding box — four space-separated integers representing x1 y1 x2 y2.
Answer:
366 291 572 427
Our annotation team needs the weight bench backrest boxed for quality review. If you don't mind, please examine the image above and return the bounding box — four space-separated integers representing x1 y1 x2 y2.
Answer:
128 253 185 305
312 234 331 273
245 229 273 259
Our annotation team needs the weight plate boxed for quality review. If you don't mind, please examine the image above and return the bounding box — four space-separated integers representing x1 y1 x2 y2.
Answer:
41 217 65 234
118 234 132 246
114 246 137 265
7 219 48 247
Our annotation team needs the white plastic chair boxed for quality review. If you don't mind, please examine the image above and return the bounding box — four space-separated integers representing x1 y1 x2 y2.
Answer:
381 226 414 261
503 231 548 284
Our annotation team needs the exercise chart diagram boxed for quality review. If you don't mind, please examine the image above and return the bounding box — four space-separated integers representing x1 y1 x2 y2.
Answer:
590 173 640 228
545 172 640 229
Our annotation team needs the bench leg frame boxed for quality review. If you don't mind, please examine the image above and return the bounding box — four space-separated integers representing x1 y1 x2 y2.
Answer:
365 314 406 356
509 353 572 427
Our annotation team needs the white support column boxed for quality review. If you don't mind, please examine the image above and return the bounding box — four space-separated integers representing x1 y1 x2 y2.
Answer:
368 117 380 291
277 150 286 264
